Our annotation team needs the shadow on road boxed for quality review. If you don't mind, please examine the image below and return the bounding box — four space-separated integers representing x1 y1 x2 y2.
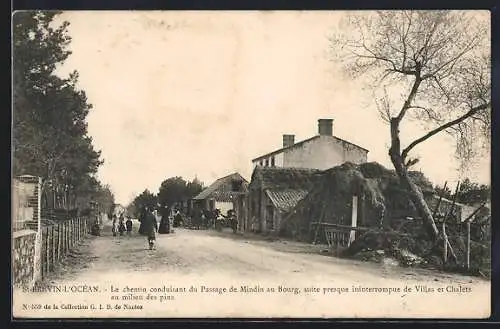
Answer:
36 235 100 287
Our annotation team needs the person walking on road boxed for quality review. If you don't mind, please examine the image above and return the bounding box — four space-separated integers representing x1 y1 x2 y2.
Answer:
138 206 147 235
158 205 170 234
112 214 118 237
118 213 126 236
173 209 183 227
126 217 133 236
143 207 158 250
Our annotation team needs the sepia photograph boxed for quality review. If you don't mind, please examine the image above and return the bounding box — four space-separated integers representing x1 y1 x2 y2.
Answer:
12 10 491 319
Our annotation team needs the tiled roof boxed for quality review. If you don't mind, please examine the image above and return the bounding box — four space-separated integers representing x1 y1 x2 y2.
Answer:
252 135 369 162
192 172 249 201
266 189 309 212
203 191 236 203
252 136 319 162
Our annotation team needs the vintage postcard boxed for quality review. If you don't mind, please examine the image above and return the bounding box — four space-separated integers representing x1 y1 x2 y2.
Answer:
12 10 491 319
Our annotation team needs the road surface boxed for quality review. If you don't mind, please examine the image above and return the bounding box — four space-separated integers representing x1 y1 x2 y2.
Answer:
13 218 490 318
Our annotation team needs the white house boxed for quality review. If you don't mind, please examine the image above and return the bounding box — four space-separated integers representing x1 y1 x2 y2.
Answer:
252 118 369 170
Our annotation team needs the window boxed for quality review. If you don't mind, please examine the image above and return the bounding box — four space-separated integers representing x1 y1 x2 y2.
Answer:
271 156 275 167
259 160 263 166
264 159 269 167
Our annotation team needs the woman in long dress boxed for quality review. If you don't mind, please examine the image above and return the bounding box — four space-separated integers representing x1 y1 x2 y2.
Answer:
143 207 158 249
158 206 170 234
118 214 126 236
112 215 118 236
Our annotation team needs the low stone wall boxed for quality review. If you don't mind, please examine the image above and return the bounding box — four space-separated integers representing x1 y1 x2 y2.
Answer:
12 229 37 288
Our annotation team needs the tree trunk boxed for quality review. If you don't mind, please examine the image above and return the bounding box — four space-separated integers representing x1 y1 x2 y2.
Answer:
389 119 457 263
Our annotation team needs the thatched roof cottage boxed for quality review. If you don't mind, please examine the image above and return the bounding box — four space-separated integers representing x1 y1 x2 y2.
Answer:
246 166 323 233
279 162 437 243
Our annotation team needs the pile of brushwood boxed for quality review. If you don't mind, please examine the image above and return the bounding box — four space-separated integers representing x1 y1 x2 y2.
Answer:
282 162 490 276
342 215 490 277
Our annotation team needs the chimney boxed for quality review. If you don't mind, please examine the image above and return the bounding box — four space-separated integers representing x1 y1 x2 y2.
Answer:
282 134 295 148
318 119 333 136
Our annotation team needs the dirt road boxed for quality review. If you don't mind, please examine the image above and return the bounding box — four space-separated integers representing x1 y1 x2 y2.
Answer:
13 219 490 318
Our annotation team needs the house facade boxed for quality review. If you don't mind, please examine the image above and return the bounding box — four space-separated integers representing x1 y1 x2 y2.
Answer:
251 119 369 170
191 172 249 215
247 166 323 234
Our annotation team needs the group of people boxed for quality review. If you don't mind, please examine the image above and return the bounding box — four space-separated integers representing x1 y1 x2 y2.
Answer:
187 207 237 232
112 213 133 236
109 207 174 250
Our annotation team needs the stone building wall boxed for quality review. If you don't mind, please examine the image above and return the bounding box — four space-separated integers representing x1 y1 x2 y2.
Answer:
12 230 37 288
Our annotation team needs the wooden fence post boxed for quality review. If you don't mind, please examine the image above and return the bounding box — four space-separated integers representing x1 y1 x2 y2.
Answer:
64 221 68 254
442 221 448 264
466 220 471 269
68 219 71 249
62 221 65 255
61 222 64 255
70 219 72 248
51 225 55 271
47 226 51 273
349 195 358 246
57 223 61 261
44 227 49 278
336 231 341 255
67 220 70 250
41 229 44 280
65 221 68 254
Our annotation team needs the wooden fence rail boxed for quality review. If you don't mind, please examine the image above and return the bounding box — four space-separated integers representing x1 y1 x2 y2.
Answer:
40 217 91 280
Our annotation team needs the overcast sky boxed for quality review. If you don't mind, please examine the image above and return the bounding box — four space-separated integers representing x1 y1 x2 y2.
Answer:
55 11 490 205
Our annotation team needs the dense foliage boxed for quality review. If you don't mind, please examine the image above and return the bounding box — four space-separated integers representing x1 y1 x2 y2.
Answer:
13 11 114 215
434 178 490 206
127 177 204 217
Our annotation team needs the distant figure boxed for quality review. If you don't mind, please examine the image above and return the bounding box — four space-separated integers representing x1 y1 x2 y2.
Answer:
126 217 133 236
118 214 126 236
201 212 206 230
192 207 202 230
112 215 118 237
143 207 158 249
251 215 259 233
158 206 170 234
173 209 183 227
138 206 147 235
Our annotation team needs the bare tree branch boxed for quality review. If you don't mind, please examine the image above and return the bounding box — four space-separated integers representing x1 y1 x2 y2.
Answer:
402 102 490 160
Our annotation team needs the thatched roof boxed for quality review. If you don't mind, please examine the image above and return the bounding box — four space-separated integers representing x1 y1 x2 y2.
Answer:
279 161 438 239
193 172 249 202
249 166 323 191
